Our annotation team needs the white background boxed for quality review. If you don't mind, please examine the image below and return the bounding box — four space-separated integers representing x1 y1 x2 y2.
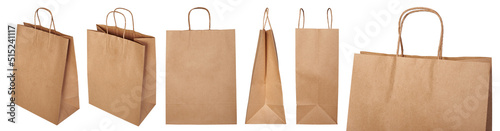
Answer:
1 0 499 131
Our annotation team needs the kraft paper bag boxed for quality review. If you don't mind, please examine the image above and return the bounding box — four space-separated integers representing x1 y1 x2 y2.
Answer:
165 7 236 124
87 8 156 126
296 8 338 124
245 8 286 124
13 7 80 125
347 7 492 130
15 7 79 125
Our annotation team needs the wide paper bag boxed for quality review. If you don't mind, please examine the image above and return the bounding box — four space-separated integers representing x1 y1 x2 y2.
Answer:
347 7 492 131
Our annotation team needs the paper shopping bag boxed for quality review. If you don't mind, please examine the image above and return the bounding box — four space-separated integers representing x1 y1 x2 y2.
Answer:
245 8 286 124
347 7 492 131
87 8 156 126
165 7 236 124
296 8 338 124
15 7 79 125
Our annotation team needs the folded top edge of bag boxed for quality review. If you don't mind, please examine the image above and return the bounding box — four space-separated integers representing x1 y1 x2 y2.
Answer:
359 51 491 63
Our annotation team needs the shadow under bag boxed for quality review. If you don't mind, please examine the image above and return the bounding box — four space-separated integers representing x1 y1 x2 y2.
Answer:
87 8 156 126
15 7 79 125
347 7 492 130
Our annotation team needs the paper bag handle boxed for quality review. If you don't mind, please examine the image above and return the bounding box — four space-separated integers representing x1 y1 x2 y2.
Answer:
113 7 135 39
327 8 333 29
298 8 305 28
34 7 55 33
297 8 334 29
188 7 211 30
105 11 127 39
263 8 272 30
396 7 444 59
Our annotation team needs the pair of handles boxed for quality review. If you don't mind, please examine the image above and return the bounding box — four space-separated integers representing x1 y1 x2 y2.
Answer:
105 8 136 39
396 7 444 59
263 8 272 30
31 7 135 38
297 8 333 29
106 7 213 32
296 7 444 59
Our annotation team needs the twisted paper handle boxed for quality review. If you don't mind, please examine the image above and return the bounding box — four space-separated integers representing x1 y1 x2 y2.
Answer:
396 7 444 59
188 7 211 30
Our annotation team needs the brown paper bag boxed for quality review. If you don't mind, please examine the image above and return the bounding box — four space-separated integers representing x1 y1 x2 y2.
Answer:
165 7 236 124
347 7 492 130
295 8 338 124
245 8 286 124
87 8 156 126
15 7 79 125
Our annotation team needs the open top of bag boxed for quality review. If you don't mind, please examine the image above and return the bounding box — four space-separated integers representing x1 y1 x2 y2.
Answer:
22 7 73 39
